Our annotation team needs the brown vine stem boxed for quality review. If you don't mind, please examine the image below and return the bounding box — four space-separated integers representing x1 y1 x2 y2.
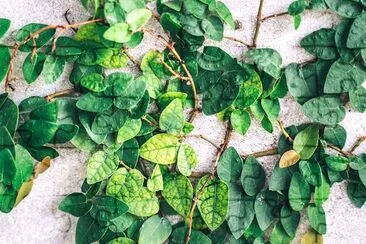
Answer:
224 36 253 48
260 11 289 22
143 28 199 123
328 144 352 157
243 148 279 159
45 88 75 101
252 0 265 47
4 18 104 91
185 124 232 244
349 136 366 154
184 135 220 150
123 48 140 68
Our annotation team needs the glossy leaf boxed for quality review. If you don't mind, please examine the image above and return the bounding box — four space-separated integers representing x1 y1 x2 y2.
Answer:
86 151 119 184
139 215 172 244
177 143 198 176
116 118 142 144
58 193 92 217
293 124 319 160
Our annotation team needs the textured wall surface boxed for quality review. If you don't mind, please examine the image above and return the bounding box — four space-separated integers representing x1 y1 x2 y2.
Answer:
0 0 365 243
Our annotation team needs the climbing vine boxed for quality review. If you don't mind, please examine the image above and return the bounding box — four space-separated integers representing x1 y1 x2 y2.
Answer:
0 0 365 243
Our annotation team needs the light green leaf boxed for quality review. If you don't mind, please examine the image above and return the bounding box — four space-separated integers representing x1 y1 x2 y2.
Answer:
114 77 146 109
147 165 164 192
270 222 292 244
230 110 251 135
234 71 263 109
299 160 322 186
119 0 145 12
162 173 193 216
116 118 142 144
197 176 228 230
314 173 331 206
139 215 172 244
177 143 198 176
325 155 349 171
137 73 163 99
80 73 106 92
12 145 34 190
86 151 119 184
201 16 223 41
140 133 180 165
349 86 366 112
126 8 152 31
308 204 327 234
104 23 132 43
215 1 235 29
159 99 185 135
293 124 319 160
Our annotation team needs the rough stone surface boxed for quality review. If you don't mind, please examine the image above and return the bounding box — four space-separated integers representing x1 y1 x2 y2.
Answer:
0 0 365 243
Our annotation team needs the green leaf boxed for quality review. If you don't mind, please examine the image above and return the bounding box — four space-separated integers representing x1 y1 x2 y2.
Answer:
323 125 347 149
300 28 338 60
139 215 172 244
96 48 128 69
92 109 128 134
254 190 279 231
147 165 164 192
108 237 135 244
288 0 308 16
234 71 263 109
104 23 132 43
104 1 125 25
350 155 366 170
184 0 207 19
16 23 55 51
120 139 140 168
294 15 302 30
137 73 163 99
107 168 159 216
0 183 16 213
299 160 322 186
215 1 235 29
116 118 142 144
159 99 185 135
162 173 193 216
12 145 34 190
314 173 331 206
104 72 133 96
261 98 280 122
308 204 327 234
349 86 366 112
171 227 212 244
114 77 146 110
280 205 300 238
80 73 106 92
324 61 366 93
86 151 119 184
227 183 255 239
59 193 92 217
0 149 16 185
0 19 10 38
197 176 228 230
246 48 282 79
325 0 363 19
41 55 65 83
119 0 145 12
140 133 180 164
201 16 223 41
0 46 10 82
197 46 234 71
177 143 198 176
230 110 251 135
0 95 18 136
81 179 102 199
289 172 311 211
241 156 265 196
347 182 366 208
89 195 129 225
55 37 82 56
217 147 243 184
0 126 15 156
335 20 360 63
325 155 349 171
22 52 46 84
347 12 366 48
18 120 58 146
302 96 345 125
76 214 108 244
126 8 152 31
76 93 113 113
270 222 292 244
29 101 58 122
293 124 319 160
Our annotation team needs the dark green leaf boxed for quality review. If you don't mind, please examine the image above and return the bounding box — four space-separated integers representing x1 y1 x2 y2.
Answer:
217 147 243 184
289 172 311 211
59 193 92 217
307 204 327 234
300 28 338 60
241 156 265 196
254 190 279 231
246 48 282 79
323 125 347 149
22 52 46 84
0 19 10 38
0 46 10 82
280 205 300 238
347 12 366 48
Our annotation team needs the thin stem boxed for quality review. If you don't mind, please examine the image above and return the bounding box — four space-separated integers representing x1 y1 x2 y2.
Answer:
45 88 75 101
243 148 279 159
184 135 220 149
224 36 252 48
328 144 352 157
260 11 288 22
160 57 190 81
123 48 141 68
349 136 366 154
185 124 232 244
252 0 265 47
277 120 294 142
4 18 104 90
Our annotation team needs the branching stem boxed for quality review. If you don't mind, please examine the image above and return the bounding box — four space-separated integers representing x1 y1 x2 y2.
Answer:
252 0 265 47
260 11 289 22
45 88 75 101
224 36 252 48
349 136 366 154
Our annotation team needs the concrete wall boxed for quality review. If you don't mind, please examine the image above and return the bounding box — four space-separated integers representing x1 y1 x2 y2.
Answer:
0 0 365 243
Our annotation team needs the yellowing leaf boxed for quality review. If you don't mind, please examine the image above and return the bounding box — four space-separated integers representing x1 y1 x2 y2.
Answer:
140 134 180 164
279 150 300 168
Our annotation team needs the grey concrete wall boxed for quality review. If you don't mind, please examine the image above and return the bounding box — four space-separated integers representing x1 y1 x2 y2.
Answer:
0 0 365 243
